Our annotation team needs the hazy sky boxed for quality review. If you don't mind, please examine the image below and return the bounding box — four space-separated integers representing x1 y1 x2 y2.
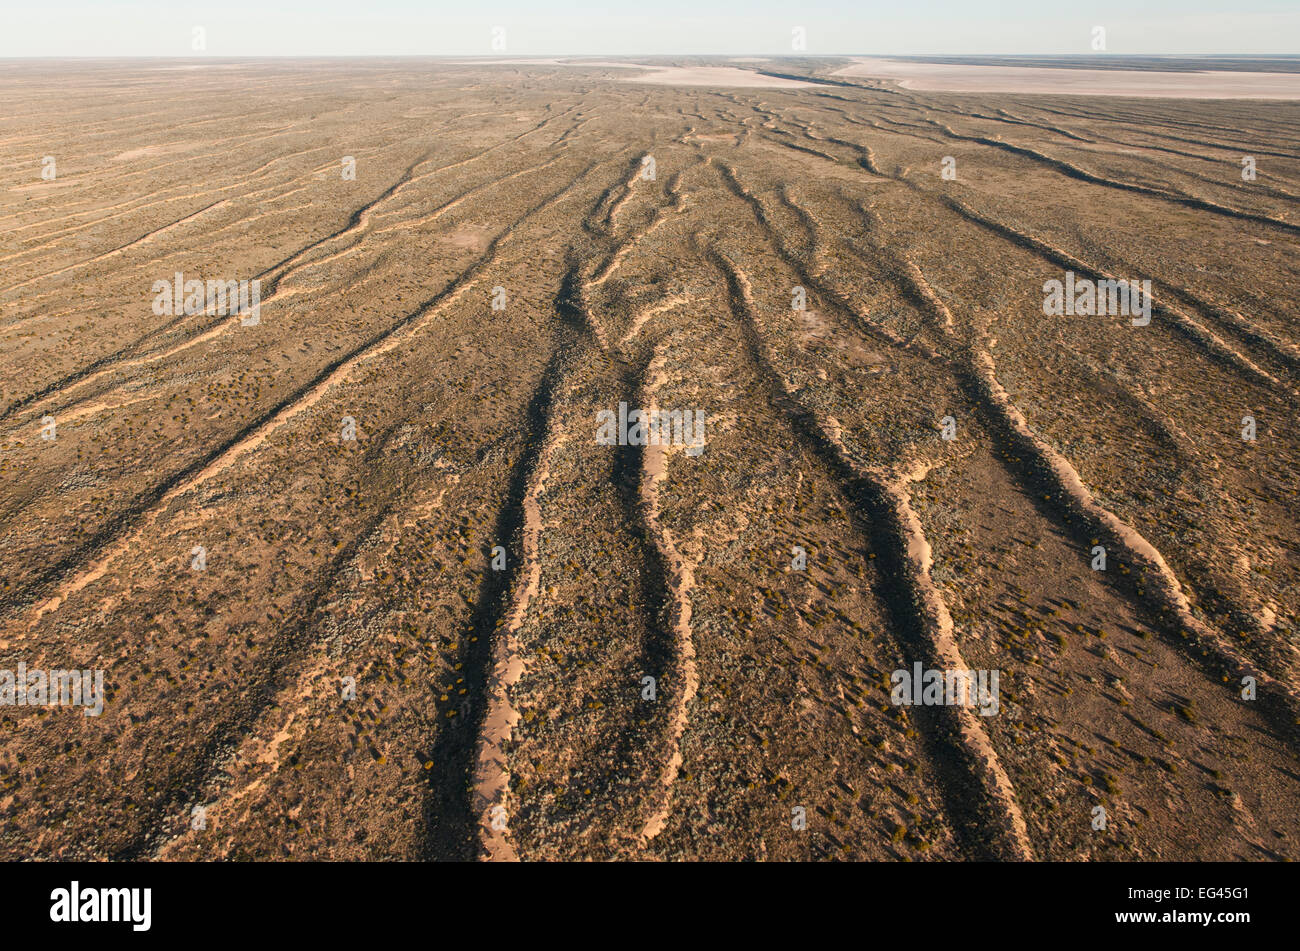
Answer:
4 1 1299 57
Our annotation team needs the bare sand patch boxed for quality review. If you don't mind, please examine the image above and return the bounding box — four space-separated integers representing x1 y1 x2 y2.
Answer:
443 59 803 87
835 57 1300 99
112 143 193 162
440 224 492 252
616 65 811 88
560 60 653 69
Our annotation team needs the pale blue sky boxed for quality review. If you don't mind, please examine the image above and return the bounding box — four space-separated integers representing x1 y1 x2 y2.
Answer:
4 1 1298 57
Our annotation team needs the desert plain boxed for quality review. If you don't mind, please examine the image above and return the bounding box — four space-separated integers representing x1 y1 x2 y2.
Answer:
0 56 1298 861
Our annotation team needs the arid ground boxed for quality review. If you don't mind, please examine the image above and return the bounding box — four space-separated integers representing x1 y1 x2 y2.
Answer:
1 57 1298 861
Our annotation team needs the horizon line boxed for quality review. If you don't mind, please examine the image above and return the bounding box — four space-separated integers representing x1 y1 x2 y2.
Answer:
4 52 1300 60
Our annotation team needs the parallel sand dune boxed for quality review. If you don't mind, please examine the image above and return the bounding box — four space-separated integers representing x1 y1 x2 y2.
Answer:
0 58 1298 861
